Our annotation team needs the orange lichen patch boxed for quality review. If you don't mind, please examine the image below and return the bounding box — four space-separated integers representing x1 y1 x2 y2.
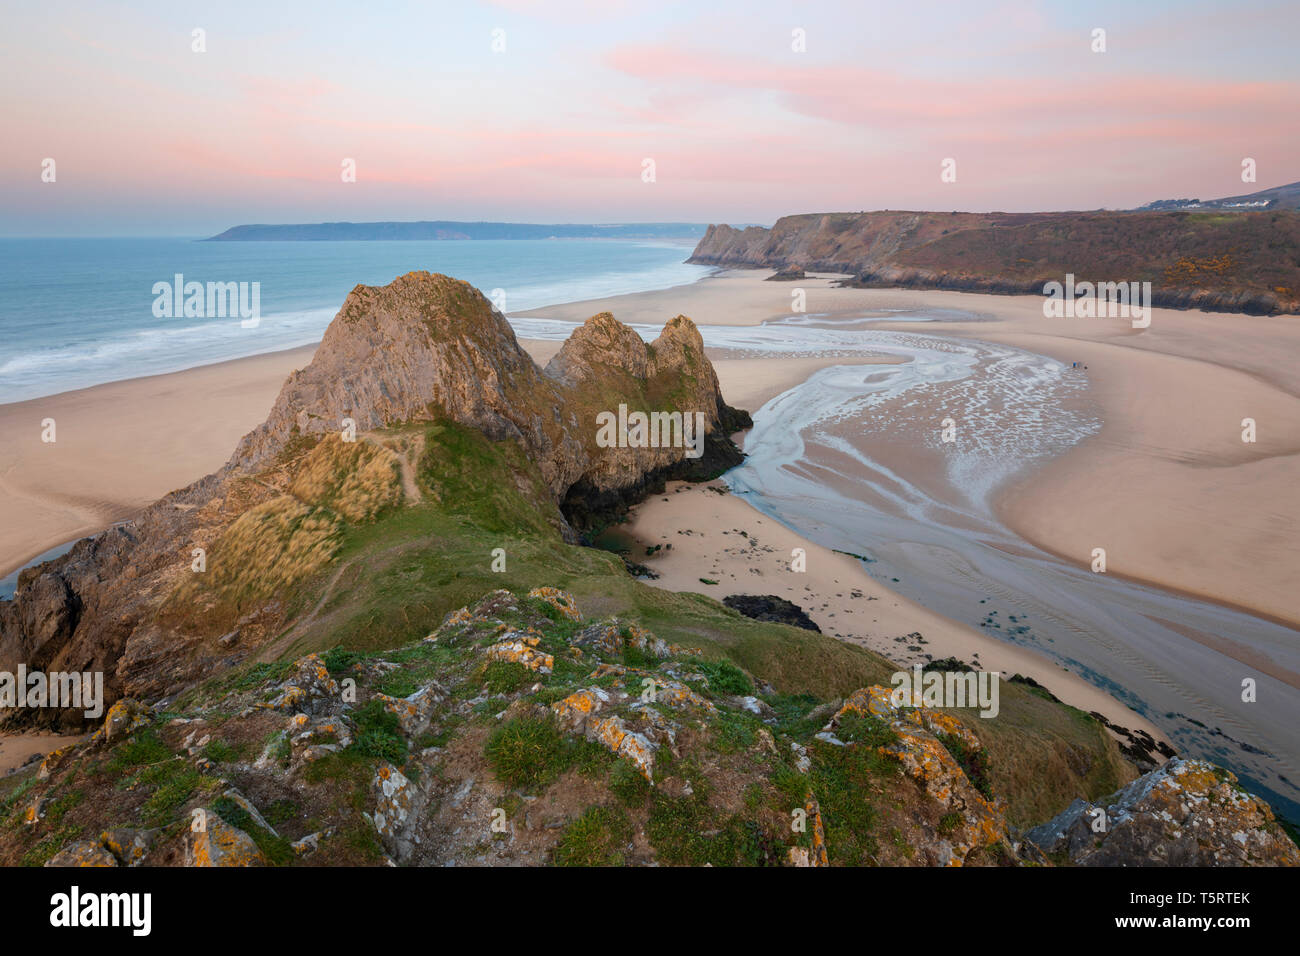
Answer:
808 795 829 866
36 745 74 780
829 685 982 754
575 623 625 658
101 828 155 866
832 686 894 722
591 716 656 782
617 731 655 782
287 714 353 764
550 688 609 733
823 685 1007 866
594 716 627 752
266 686 308 712
486 633 554 673
265 653 341 713
46 840 119 867
23 798 47 826
91 698 150 746
1164 760 1226 796
312 718 346 737
444 606 473 627
294 653 339 695
376 694 420 729
371 763 417 849
1027 758 1300 866
528 586 583 623
189 811 266 867
787 794 829 867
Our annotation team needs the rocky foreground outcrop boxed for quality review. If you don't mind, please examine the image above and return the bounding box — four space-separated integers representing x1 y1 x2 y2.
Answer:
0 273 749 729
1023 758 1300 866
5 587 1293 868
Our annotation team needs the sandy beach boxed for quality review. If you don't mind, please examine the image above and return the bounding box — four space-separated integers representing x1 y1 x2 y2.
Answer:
0 732 86 776
622 478 1166 738
0 345 318 581
524 272 1300 630
4 268 1297 764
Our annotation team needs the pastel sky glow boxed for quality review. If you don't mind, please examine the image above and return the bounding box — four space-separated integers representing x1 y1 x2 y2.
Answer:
3 0 1298 235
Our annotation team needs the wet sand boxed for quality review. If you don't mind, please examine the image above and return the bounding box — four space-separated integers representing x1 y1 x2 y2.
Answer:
623 478 1167 740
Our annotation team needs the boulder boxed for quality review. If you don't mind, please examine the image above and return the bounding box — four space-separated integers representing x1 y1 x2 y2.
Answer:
1024 758 1300 866
45 840 118 868
187 810 266 867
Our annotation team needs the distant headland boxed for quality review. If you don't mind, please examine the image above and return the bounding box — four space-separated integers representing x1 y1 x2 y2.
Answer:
204 221 716 241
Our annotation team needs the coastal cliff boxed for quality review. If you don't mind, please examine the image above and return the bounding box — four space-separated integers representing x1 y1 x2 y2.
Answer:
689 210 1300 315
0 272 747 729
0 272 1294 868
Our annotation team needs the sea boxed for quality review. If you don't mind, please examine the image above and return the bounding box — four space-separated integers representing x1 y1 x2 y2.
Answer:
0 237 710 404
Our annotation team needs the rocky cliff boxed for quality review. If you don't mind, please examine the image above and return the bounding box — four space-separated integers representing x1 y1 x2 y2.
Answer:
0 272 748 729
3 272 1294 868
690 210 1300 315
5 586 1294 868
1024 758 1298 866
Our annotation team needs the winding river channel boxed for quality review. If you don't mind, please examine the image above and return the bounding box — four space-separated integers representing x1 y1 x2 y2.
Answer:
513 309 1300 818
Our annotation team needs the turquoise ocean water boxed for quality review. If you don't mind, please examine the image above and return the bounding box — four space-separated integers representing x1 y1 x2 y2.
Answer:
0 237 709 404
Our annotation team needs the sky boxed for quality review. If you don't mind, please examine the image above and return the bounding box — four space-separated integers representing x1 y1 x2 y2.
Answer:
2 0 1297 236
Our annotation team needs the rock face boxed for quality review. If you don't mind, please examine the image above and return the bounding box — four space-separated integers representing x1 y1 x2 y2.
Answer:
689 211 1300 316
231 275 748 501
548 311 751 527
723 595 821 633
232 272 586 497
816 685 1007 866
0 272 750 729
1024 758 1300 866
